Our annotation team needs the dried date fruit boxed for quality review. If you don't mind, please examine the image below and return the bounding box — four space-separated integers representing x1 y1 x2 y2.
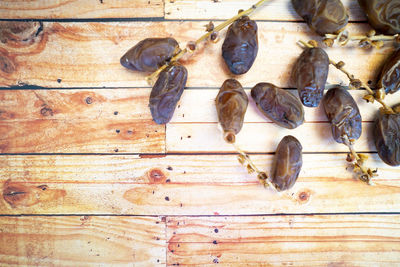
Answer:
222 16 258 75
149 62 187 124
215 79 248 143
378 48 400 94
251 83 304 129
291 0 349 35
358 0 400 35
374 104 400 166
322 86 362 144
271 135 303 191
292 47 329 107
120 38 180 72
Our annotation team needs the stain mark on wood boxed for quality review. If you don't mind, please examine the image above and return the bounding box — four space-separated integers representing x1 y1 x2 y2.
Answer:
2 179 66 208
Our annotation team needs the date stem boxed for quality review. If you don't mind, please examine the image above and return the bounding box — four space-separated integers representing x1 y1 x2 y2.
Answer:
325 31 399 48
342 135 376 185
232 142 274 189
146 0 270 85
298 40 395 115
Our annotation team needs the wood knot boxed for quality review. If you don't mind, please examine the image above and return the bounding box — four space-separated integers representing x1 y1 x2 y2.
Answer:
298 190 311 203
85 97 93 104
40 106 53 116
147 168 167 183
0 21 43 44
0 54 16 74
2 179 66 208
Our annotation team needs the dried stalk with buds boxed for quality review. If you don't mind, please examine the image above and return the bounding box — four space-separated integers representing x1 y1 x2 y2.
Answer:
233 143 273 188
324 29 400 49
146 0 270 85
298 40 395 115
298 40 380 184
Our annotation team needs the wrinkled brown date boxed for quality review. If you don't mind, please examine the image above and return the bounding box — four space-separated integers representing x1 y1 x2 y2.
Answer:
215 79 248 143
292 47 329 107
149 62 187 124
120 38 180 72
378 48 400 94
251 83 304 129
322 86 362 144
222 16 258 75
291 0 349 35
271 135 303 192
358 0 400 35
374 104 400 166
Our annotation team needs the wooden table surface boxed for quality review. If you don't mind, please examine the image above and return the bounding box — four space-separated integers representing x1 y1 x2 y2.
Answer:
1 0 400 266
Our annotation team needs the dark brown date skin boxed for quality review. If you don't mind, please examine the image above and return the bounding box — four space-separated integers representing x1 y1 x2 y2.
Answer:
322 86 362 144
251 83 304 129
271 135 303 192
149 62 187 124
215 79 248 143
374 104 400 166
291 0 349 35
378 48 400 94
358 0 400 35
120 38 180 72
292 47 329 107
222 16 258 75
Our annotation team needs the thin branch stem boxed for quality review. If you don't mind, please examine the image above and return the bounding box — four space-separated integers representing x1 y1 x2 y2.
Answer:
342 135 375 185
297 40 395 114
146 0 270 85
325 32 398 42
232 142 274 189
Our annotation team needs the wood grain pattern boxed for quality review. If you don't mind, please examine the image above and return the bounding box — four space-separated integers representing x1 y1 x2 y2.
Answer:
0 21 393 88
0 216 165 266
0 154 399 215
0 89 164 153
166 122 374 153
166 215 400 266
165 0 366 21
0 0 163 19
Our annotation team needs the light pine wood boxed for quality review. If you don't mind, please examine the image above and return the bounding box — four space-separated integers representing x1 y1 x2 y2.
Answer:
165 0 366 21
166 215 400 266
0 0 163 19
1 2 400 265
0 21 393 88
166 122 374 153
171 89 398 123
0 89 164 153
1 154 399 215
0 216 166 266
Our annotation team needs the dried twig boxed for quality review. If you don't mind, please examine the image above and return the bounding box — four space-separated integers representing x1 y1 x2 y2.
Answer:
324 29 399 49
146 0 270 85
342 135 377 185
298 40 395 115
233 142 273 188
297 40 380 185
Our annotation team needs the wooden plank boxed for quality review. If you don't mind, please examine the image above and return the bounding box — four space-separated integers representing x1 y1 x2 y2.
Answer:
0 154 399 215
0 0 163 19
171 89 398 123
0 22 392 88
0 216 165 266
166 122 374 153
0 89 164 153
166 215 400 266
165 0 366 21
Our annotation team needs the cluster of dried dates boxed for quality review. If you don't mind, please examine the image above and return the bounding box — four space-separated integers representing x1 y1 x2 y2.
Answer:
119 0 400 192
